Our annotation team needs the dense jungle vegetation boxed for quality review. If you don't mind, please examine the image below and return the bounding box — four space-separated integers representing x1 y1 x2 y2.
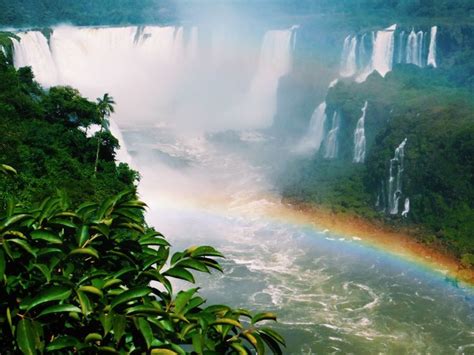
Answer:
279 65 474 267
0 46 138 207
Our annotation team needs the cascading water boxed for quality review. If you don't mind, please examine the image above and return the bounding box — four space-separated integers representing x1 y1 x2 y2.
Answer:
340 35 358 77
388 138 407 215
242 29 293 127
356 24 397 82
427 26 438 67
353 101 368 163
323 112 340 159
401 197 410 217
295 102 327 154
12 31 59 87
13 26 293 131
396 31 406 64
340 24 437 83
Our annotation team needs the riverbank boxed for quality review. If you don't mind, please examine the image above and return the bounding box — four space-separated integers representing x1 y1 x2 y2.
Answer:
269 200 474 286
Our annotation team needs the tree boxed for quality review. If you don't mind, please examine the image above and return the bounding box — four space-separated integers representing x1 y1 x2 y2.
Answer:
94 93 115 178
0 191 285 353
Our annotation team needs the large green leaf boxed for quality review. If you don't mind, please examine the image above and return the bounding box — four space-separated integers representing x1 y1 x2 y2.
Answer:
211 318 243 329
251 313 277 324
69 247 99 259
113 314 127 343
110 287 151 310
31 230 62 244
77 225 90 247
136 318 153 349
20 286 72 312
33 264 51 282
163 266 195 283
187 246 224 258
78 285 103 297
174 288 198 315
45 336 80 351
258 328 285 346
1 214 31 229
16 319 36 355
38 304 82 317
8 238 36 257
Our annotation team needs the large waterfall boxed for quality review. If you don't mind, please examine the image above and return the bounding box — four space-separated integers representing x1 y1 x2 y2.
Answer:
356 24 397 82
388 138 408 215
12 26 294 131
353 101 368 163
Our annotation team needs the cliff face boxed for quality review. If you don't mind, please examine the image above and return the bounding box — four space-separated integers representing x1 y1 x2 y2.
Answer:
275 19 474 262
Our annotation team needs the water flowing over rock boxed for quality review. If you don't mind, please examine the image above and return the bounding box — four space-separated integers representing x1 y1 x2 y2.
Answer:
339 24 438 83
295 102 327 154
12 26 294 131
406 29 425 67
324 112 340 159
388 138 408 215
340 35 358 77
401 198 410 217
427 26 438 67
12 31 59 87
353 101 368 163
357 24 397 82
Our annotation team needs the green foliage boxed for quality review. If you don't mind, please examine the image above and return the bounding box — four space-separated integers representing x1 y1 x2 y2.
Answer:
280 66 474 259
0 53 138 207
0 191 285 353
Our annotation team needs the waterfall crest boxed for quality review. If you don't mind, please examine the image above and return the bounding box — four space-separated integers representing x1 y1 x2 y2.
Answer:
12 26 294 131
353 101 368 163
356 24 397 82
340 24 438 83
12 31 59 87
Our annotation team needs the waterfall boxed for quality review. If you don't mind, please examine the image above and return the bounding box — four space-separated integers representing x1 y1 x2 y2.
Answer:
340 35 358 77
396 31 406 64
406 29 425 67
416 31 424 67
323 112 340 159
344 24 437 83
353 101 368 163
244 29 293 127
357 24 396 82
401 198 410 217
12 31 59 87
13 26 293 131
388 138 407 215
295 102 327 154
427 26 438 67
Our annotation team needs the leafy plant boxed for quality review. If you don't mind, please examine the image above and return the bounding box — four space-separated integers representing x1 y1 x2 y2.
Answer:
0 191 285 354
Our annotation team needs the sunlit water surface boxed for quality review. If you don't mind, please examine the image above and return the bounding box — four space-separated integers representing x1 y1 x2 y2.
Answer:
124 127 474 354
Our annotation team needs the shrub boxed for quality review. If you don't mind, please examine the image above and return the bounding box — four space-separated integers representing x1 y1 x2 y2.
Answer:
0 191 284 354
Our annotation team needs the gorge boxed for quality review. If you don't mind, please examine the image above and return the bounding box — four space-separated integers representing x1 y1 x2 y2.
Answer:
6 9 474 353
